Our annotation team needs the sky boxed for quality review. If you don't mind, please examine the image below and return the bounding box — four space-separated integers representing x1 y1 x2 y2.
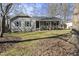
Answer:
24 3 48 16
11 3 49 17
9 3 74 21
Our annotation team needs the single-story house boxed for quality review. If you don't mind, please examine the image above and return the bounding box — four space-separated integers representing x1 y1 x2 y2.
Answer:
10 16 63 32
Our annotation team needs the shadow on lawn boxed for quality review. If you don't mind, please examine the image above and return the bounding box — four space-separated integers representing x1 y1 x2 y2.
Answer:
0 33 70 44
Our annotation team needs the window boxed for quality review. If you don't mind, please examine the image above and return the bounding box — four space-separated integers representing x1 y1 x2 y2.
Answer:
57 21 59 25
15 21 21 27
25 21 31 27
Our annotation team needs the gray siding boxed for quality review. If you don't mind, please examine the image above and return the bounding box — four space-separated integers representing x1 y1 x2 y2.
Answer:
11 17 62 32
11 18 35 32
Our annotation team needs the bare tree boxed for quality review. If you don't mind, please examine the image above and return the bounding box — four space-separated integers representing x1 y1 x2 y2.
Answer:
0 3 13 37
62 4 68 22
48 3 68 21
48 3 58 17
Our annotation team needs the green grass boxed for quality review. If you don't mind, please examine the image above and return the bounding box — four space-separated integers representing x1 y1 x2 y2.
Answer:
6 30 71 40
0 30 71 56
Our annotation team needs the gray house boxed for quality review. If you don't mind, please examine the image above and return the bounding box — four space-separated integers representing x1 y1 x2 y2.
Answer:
10 16 63 32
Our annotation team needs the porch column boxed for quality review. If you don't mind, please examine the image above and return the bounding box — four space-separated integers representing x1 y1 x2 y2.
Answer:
54 21 56 30
49 21 51 30
57 21 59 29
56 21 57 29
52 22 54 30
56 21 58 29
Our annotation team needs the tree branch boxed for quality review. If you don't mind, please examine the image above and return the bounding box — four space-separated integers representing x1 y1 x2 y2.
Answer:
5 3 13 15
0 3 4 15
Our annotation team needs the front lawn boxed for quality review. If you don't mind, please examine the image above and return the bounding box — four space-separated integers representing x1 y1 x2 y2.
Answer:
0 29 75 56
5 30 71 40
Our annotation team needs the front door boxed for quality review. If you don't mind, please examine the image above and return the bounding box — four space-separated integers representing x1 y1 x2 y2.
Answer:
36 21 39 28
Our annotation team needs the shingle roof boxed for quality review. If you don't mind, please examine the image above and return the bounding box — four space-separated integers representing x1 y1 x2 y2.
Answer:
31 16 62 21
11 15 62 22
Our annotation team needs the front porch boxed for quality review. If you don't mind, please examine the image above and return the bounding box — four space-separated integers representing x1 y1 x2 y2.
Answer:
36 21 61 30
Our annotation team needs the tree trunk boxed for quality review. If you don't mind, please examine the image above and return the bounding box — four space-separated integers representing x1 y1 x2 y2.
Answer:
0 15 6 37
8 20 11 33
70 4 79 51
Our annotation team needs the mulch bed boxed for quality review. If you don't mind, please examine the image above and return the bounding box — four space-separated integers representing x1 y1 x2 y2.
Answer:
31 38 78 56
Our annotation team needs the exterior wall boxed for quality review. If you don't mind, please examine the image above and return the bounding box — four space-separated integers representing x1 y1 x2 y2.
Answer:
31 18 36 31
11 18 36 32
11 17 62 32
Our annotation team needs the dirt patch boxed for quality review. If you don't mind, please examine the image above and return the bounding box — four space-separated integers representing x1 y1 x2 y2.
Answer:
0 36 22 54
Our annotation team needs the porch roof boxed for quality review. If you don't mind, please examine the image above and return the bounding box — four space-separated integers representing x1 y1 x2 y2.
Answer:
32 16 62 21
